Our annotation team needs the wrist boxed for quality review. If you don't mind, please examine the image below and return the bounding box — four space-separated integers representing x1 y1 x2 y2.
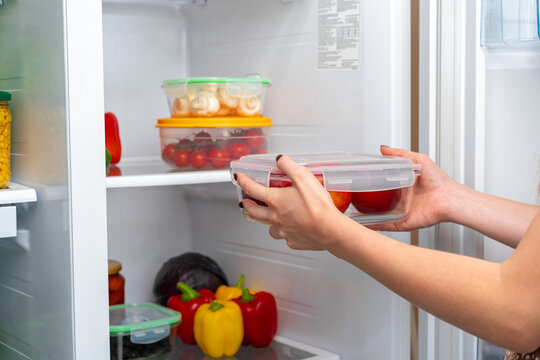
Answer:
439 181 470 225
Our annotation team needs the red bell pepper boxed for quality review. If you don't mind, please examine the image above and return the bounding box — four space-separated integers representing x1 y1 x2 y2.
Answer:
167 282 215 345
233 288 278 348
105 112 122 164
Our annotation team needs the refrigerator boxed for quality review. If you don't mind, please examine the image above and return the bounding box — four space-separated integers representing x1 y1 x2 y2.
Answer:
0 0 539 359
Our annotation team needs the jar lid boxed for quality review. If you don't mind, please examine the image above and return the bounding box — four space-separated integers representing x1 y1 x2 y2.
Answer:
0 91 12 101
108 260 122 275
156 116 273 128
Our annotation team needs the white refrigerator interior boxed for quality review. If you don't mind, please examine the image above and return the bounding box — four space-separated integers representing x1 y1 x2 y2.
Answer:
104 0 411 359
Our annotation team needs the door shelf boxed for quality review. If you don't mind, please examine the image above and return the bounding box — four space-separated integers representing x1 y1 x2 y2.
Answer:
0 182 37 205
106 158 231 188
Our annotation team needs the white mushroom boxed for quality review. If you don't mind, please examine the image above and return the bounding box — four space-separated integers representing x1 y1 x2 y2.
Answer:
201 86 218 94
236 96 261 117
216 106 230 116
172 96 191 117
191 91 220 117
217 88 239 109
186 90 197 102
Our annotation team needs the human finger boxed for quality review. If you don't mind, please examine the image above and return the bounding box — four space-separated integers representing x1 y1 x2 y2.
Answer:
275 155 323 189
242 198 277 225
380 146 427 164
269 225 286 239
236 172 274 205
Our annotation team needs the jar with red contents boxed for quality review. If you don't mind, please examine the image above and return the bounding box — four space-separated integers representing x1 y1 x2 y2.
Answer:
108 260 125 305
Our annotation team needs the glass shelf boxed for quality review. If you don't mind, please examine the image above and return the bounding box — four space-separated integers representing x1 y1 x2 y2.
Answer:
167 335 340 360
102 0 200 7
105 158 231 189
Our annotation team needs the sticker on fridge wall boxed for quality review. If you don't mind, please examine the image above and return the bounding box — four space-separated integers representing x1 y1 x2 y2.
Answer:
318 0 360 70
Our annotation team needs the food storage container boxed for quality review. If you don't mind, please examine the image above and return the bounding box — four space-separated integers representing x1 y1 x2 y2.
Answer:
230 152 422 225
156 117 273 171
108 260 125 306
162 77 270 118
0 91 12 189
109 303 181 360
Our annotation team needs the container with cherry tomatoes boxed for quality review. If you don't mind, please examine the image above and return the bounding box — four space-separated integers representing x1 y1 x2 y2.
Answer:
157 117 273 171
162 77 270 118
230 152 422 225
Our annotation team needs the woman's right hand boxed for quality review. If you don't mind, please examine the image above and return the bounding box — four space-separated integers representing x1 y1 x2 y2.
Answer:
368 146 463 232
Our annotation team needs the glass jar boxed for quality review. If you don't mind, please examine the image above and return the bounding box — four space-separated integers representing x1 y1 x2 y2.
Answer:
0 91 12 189
108 260 125 306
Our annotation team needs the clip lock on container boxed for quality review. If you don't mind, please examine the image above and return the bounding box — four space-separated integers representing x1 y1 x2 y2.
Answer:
156 117 273 171
162 77 270 118
0 91 12 189
231 152 422 225
109 303 181 360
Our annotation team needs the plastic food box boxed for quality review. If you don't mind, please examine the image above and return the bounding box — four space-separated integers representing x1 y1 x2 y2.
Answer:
162 77 270 118
156 117 273 171
230 152 422 225
109 303 181 360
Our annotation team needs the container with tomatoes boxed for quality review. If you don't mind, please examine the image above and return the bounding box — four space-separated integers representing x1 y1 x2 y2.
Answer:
157 117 273 171
162 77 270 118
230 152 422 225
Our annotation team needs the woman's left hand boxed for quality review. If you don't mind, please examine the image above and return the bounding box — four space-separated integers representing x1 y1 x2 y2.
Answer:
236 155 347 251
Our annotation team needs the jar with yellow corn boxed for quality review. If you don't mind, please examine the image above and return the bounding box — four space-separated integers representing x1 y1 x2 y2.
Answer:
0 91 12 189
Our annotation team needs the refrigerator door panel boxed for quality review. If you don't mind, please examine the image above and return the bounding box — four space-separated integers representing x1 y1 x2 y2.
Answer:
0 0 108 359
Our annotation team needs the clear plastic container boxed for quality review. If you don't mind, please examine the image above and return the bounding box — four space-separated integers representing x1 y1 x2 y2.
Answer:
162 77 271 118
230 152 422 225
109 303 181 360
156 117 273 171
0 91 12 189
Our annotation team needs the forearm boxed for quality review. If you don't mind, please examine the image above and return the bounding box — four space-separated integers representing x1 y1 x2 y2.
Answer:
324 216 538 352
444 184 538 248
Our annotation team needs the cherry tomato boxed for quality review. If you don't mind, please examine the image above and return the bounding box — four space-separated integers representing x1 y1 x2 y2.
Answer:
194 131 214 153
162 144 177 164
351 189 402 214
190 151 208 169
208 148 231 169
178 138 195 154
243 129 266 152
228 143 250 160
174 151 190 168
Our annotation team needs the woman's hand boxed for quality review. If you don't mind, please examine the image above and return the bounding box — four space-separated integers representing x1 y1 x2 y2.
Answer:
236 155 348 251
368 146 463 231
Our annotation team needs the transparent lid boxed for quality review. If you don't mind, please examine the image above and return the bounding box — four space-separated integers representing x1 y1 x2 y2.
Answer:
230 152 422 192
109 303 181 341
162 77 270 98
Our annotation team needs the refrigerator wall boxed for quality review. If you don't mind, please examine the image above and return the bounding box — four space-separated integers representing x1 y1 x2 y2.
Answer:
104 0 413 358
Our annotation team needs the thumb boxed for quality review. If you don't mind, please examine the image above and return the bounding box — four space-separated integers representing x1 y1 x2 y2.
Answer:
275 155 317 186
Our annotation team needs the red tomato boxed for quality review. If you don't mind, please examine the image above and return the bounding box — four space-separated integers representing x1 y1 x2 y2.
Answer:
190 151 208 169
243 129 266 152
229 143 250 160
174 151 190 167
194 131 214 153
178 138 195 154
314 174 351 213
351 189 402 214
208 149 231 169
269 172 292 188
161 144 177 164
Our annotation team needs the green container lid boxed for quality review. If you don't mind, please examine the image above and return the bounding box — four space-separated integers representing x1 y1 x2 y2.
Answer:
109 303 181 342
0 91 12 101
163 77 271 87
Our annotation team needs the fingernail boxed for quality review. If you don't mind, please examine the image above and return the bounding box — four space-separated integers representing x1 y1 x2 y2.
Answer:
275 154 283 162
233 173 238 181
238 201 244 208
380 145 389 149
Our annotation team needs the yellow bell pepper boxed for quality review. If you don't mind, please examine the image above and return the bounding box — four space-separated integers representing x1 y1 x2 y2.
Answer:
194 300 244 358
215 274 255 301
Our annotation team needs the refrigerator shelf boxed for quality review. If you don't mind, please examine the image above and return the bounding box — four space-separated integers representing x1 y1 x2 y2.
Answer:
106 158 230 188
0 182 37 205
169 335 340 360
102 0 198 7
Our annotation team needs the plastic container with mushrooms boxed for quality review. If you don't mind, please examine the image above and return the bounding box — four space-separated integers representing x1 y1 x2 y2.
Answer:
162 77 270 118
